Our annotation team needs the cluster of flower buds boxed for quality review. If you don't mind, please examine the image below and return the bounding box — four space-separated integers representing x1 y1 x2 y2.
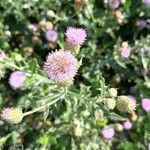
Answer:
104 88 137 113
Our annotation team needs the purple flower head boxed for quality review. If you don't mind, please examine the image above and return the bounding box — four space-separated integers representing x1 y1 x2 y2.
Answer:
9 71 26 89
0 51 7 59
109 0 120 9
143 0 150 6
120 47 131 58
137 20 147 29
101 127 115 139
141 98 150 112
45 30 58 42
43 50 79 84
123 121 132 130
65 27 87 45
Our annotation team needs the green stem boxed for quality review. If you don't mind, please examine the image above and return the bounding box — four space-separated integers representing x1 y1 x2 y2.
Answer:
23 93 64 117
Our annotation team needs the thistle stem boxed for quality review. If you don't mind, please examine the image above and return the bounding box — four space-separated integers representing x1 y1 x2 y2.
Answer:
23 93 64 117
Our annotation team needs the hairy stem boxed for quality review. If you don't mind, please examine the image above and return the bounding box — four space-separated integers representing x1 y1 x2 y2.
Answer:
23 93 65 117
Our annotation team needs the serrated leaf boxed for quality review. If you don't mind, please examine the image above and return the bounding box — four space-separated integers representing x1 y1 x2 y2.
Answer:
0 134 11 146
30 58 38 73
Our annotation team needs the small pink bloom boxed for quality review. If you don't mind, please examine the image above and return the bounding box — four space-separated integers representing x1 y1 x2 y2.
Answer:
120 47 131 58
101 127 115 139
123 121 132 130
9 71 26 89
109 0 120 9
43 50 79 84
45 30 58 42
141 98 150 111
65 27 87 45
0 51 7 59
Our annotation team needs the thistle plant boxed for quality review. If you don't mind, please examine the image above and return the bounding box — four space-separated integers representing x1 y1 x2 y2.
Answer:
0 27 140 149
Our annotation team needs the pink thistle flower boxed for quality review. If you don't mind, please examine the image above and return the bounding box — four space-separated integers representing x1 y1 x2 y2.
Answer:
65 27 87 45
143 0 150 6
123 121 132 130
141 98 150 112
109 0 120 9
1 107 23 124
101 127 115 139
120 47 131 58
9 71 26 89
43 50 79 84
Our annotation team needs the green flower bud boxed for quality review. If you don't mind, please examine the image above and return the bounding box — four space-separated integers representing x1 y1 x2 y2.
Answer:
105 98 116 110
65 41 81 54
116 96 136 113
108 88 118 97
114 123 123 132
74 126 83 137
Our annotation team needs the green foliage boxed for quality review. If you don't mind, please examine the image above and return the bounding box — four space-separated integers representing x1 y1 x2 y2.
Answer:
0 0 150 149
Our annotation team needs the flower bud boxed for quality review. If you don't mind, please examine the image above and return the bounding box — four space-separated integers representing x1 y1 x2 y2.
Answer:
5 30 11 37
108 88 118 97
114 123 123 132
116 96 136 113
105 98 116 110
74 126 83 137
95 110 103 120
47 10 55 17
1 107 23 124
74 0 85 11
32 36 40 44
24 47 34 54
65 41 81 54
130 112 138 121
45 21 53 30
